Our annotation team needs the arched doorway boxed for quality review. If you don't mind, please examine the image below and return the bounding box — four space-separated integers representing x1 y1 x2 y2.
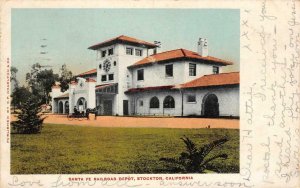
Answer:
58 101 63 114
77 97 87 113
65 101 69 114
202 93 219 117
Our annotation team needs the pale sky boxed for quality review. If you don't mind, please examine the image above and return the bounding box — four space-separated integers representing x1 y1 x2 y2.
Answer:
12 9 240 85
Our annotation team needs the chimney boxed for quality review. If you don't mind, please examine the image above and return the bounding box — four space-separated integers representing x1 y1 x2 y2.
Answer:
197 38 208 57
153 41 161 55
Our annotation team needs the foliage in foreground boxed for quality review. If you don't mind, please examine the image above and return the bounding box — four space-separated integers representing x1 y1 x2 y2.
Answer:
11 124 239 174
12 96 45 134
160 136 229 173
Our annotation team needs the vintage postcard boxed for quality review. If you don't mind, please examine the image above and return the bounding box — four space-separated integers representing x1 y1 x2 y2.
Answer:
0 0 299 188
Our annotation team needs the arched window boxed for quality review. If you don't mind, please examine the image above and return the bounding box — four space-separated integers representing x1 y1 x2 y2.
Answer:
150 97 160 108
163 96 175 108
65 101 69 114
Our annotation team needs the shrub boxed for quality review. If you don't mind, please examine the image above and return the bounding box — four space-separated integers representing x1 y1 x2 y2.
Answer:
160 136 229 173
12 96 45 134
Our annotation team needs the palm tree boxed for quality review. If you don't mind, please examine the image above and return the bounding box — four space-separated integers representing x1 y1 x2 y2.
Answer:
160 136 229 173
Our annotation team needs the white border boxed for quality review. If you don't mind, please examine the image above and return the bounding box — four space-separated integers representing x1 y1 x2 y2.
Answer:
1 1 300 188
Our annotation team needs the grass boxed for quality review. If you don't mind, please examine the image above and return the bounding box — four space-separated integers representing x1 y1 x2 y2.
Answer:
11 124 239 174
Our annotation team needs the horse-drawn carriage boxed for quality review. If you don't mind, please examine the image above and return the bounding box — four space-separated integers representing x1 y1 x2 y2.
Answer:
67 106 100 121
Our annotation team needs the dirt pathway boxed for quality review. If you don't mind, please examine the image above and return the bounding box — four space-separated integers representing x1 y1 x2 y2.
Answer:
12 114 239 129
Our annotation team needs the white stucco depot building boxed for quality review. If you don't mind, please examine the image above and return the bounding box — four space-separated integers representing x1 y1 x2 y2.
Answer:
51 35 239 117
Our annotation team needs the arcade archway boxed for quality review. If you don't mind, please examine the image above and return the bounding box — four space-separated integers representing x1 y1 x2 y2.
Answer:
65 101 69 114
58 101 63 114
77 97 87 112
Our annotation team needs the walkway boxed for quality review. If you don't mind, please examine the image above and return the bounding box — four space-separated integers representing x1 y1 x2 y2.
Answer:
12 114 239 129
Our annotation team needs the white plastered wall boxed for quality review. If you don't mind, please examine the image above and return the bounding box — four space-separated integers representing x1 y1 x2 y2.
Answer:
128 85 239 117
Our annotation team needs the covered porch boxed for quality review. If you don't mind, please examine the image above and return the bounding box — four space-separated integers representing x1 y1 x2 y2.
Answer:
95 83 118 116
53 93 69 114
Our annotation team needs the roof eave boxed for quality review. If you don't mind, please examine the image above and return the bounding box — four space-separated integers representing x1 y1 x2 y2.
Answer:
77 72 97 77
125 85 176 94
128 57 186 69
128 57 232 69
180 83 239 89
186 57 233 66
54 96 69 99
88 39 158 50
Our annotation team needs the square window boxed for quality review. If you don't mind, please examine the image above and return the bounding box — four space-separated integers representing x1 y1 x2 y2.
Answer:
135 49 143 56
139 100 143 106
101 75 107 81
137 69 144 81
165 64 173 77
189 63 196 76
126 47 133 55
101 50 106 57
114 61 117 66
187 95 196 103
213 66 219 74
108 48 114 55
109 74 114 81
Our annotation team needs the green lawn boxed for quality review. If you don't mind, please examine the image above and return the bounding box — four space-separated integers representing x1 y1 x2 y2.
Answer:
11 124 239 174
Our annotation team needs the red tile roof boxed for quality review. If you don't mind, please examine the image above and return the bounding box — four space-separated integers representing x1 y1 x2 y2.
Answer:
178 72 239 89
125 85 174 93
86 78 96 82
126 72 239 93
77 69 97 77
88 35 158 50
129 49 233 68
54 93 69 99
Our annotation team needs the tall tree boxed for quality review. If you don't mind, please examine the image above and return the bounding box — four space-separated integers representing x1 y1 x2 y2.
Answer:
26 63 58 104
12 95 45 134
10 66 20 112
59 64 73 92
36 69 59 104
10 66 19 89
11 86 32 111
